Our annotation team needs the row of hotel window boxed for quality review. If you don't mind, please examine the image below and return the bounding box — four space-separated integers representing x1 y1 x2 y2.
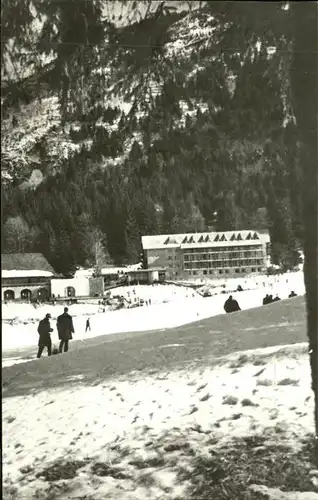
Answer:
184 259 264 269
183 251 263 261
187 267 263 276
179 245 265 253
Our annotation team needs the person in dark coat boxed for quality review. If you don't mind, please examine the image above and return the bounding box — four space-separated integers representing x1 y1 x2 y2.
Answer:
273 294 281 302
37 313 53 358
263 294 271 305
85 318 91 332
57 307 74 353
224 295 241 313
289 291 297 298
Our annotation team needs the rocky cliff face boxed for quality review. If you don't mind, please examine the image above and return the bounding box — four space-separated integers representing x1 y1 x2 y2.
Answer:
1 3 270 186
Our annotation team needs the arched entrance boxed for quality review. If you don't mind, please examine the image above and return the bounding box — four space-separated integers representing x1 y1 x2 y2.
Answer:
66 286 76 297
21 289 32 301
37 287 49 302
4 289 15 301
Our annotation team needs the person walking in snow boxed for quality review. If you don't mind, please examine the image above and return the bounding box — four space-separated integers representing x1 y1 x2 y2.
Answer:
57 307 74 353
85 317 91 332
37 313 53 358
223 295 241 313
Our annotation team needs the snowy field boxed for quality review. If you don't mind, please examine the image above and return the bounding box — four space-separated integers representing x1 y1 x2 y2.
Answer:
195 270 305 297
2 271 316 499
3 343 317 500
2 272 305 360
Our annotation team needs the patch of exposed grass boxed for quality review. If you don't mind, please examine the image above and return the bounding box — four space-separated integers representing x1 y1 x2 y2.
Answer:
190 424 206 434
197 383 208 392
189 405 199 415
231 413 242 420
38 482 71 500
200 393 210 402
229 354 249 369
91 462 130 479
176 434 317 499
5 415 16 424
164 441 191 453
35 459 88 481
188 380 197 387
277 378 299 386
256 379 272 387
223 395 238 405
2 485 18 500
253 367 266 377
253 359 267 366
128 456 165 469
137 471 156 487
19 465 34 475
241 398 258 407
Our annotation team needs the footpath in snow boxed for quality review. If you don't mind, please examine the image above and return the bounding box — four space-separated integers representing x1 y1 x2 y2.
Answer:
3 343 317 500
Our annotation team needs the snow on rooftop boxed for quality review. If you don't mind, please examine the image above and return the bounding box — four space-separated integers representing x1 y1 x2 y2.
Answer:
2 270 54 278
142 230 270 250
100 267 128 275
73 268 95 278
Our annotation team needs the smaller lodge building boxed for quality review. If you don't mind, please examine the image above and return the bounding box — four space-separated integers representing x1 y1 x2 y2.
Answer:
1 253 167 302
2 253 56 302
101 267 166 287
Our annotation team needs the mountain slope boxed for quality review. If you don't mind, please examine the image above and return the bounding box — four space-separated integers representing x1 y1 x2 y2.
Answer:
1 2 302 272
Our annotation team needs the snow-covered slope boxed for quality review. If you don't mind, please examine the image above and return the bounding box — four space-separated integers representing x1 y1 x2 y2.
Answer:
3 343 315 499
2 272 305 354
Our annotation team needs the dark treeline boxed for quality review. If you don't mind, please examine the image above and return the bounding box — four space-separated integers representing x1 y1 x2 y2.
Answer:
2 116 302 274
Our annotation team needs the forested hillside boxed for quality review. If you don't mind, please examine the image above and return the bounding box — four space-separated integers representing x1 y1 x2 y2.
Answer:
1 1 303 273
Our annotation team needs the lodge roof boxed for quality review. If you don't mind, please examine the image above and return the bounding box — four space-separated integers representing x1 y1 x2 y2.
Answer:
1 253 56 274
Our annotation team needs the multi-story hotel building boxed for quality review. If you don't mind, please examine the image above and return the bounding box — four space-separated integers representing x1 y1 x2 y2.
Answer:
142 230 270 280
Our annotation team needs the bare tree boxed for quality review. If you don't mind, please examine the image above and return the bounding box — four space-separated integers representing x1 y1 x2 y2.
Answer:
90 228 113 275
3 216 31 253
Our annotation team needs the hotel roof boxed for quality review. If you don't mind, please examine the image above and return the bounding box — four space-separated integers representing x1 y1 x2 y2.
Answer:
142 230 270 250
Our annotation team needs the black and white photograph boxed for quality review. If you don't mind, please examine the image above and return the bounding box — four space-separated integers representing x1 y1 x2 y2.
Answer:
2 1 317 498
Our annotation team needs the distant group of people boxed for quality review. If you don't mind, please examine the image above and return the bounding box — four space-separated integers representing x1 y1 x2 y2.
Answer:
262 290 297 305
37 307 75 359
262 294 280 305
223 288 298 315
